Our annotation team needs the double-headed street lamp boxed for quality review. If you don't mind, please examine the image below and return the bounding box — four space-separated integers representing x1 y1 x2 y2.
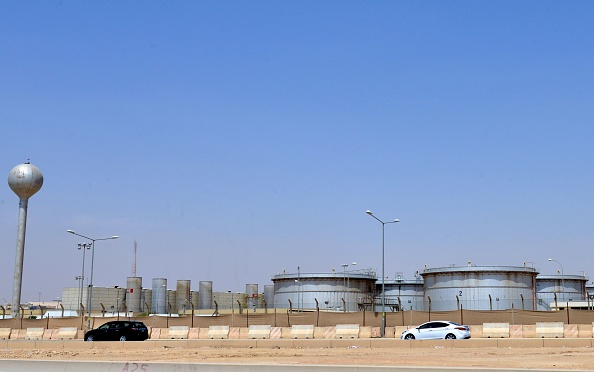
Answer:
548 258 565 302
76 243 91 314
67 230 119 329
366 210 399 338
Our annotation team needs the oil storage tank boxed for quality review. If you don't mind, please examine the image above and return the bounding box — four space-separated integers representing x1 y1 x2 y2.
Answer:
381 275 424 311
272 271 376 311
151 278 167 314
126 277 142 313
246 284 258 311
264 285 274 308
176 280 191 314
198 281 213 310
421 265 539 311
536 274 588 310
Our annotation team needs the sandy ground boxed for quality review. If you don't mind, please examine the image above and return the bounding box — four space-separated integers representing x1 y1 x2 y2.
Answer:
1 346 594 370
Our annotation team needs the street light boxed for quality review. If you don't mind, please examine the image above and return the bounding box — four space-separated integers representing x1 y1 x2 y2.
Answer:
341 263 348 311
67 230 118 329
77 243 91 314
548 258 565 302
366 210 399 338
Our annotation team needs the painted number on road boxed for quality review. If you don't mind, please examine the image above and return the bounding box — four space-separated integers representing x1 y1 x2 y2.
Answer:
122 362 149 371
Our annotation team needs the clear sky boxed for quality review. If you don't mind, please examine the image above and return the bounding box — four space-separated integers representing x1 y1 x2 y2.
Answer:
1 1 593 303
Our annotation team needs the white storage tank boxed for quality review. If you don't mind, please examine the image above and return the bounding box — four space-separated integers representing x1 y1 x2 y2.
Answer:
246 284 258 311
421 265 539 311
176 280 191 314
151 278 167 314
381 276 424 311
272 271 376 311
198 281 213 309
126 277 142 313
536 274 588 310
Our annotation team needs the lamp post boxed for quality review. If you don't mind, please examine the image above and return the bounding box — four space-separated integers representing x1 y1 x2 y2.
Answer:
77 243 91 314
548 258 565 302
341 263 348 311
67 230 118 329
366 210 399 338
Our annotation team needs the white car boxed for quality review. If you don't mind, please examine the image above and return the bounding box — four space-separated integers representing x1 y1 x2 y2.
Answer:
401 321 471 340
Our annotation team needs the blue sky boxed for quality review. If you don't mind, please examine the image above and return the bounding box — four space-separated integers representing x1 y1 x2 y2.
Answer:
1 1 593 303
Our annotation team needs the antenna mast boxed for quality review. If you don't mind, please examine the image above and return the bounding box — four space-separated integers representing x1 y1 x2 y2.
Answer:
132 239 137 277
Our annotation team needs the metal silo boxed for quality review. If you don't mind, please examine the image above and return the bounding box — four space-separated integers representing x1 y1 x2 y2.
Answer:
272 270 376 311
536 274 588 310
198 281 213 310
246 284 258 311
176 280 191 314
264 285 275 308
152 278 167 314
381 276 424 311
190 290 199 310
421 265 539 311
126 277 142 313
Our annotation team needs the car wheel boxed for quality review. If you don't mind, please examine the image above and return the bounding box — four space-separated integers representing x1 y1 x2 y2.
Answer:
119 335 127 341
405 334 415 340
445 333 456 340
85 335 94 342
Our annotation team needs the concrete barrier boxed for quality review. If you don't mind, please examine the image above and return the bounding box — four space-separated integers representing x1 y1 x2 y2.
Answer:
168 326 189 339
25 328 45 340
535 322 564 338
0 328 11 340
335 324 359 339
248 325 271 339
482 323 510 338
208 326 230 339
291 325 314 339
56 327 78 340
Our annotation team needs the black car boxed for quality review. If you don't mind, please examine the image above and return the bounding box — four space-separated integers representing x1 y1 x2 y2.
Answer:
84 321 149 341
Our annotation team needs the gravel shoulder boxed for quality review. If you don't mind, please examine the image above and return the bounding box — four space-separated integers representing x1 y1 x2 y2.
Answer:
1 346 593 370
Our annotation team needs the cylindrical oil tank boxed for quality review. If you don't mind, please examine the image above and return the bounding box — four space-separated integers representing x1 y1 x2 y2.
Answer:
381 277 424 311
190 290 199 310
198 281 213 309
272 271 376 311
176 280 191 314
246 284 258 310
421 265 539 311
264 285 275 308
152 278 167 314
536 275 588 310
167 290 177 314
126 277 142 313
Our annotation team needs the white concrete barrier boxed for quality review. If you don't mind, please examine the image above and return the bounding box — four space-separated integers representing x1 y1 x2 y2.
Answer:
25 328 45 340
536 322 564 338
57 327 78 340
0 328 11 340
248 325 271 339
291 325 314 339
482 323 510 338
208 325 230 339
335 324 360 339
168 326 190 339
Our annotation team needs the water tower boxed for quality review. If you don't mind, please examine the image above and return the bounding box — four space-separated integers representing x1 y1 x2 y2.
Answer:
8 162 43 318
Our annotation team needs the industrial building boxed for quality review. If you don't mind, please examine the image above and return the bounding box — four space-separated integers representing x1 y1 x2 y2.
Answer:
59 262 590 316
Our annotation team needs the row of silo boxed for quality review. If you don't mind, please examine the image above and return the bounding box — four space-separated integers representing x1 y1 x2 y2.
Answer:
124 279 266 314
271 265 588 312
